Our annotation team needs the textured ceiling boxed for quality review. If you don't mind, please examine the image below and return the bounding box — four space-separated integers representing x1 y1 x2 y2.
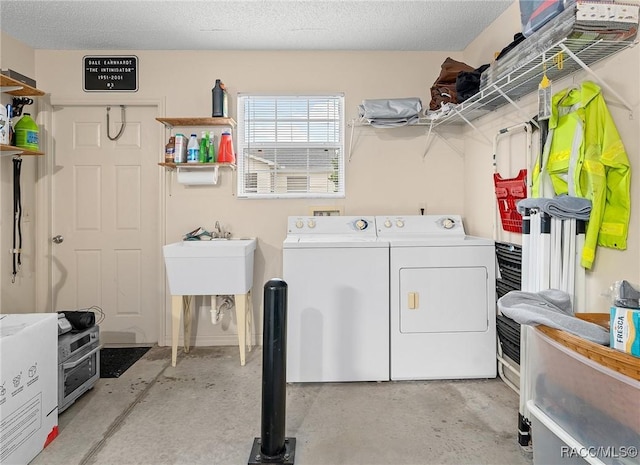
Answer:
0 0 513 51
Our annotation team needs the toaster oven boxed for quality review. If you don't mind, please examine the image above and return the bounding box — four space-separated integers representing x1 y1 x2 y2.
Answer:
58 325 100 413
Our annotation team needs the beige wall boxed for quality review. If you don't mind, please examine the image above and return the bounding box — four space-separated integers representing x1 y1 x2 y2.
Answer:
34 48 465 344
0 32 39 313
2 0 638 341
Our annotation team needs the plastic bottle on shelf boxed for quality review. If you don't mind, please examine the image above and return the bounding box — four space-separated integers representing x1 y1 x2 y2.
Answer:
14 113 39 151
212 79 228 117
165 136 175 163
186 134 199 163
217 129 235 163
174 134 187 163
199 131 209 163
208 132 216 162
6 104 14 145
0 104 8 144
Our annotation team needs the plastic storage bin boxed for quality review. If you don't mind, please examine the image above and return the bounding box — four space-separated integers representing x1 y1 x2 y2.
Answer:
528 326 640 465
528 402 591 465
520 0 573 37
494 169 527 233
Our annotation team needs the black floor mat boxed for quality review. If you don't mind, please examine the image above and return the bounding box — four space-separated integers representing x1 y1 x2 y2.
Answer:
100 347 151 378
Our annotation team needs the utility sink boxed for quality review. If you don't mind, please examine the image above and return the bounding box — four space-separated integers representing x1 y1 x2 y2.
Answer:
163 238 257 295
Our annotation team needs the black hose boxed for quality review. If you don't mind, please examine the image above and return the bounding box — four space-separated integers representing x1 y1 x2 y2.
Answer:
12 157 22 282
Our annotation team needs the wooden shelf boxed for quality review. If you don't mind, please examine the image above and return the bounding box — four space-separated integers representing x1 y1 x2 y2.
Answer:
0 74 45 97
156 117 236 129
1 144 44 156
158 162 236 170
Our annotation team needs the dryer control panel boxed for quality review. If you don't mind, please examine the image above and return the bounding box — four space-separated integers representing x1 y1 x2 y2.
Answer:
375 215 465 236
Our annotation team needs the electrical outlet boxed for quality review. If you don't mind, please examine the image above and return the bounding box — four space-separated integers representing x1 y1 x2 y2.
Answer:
418 202 427 215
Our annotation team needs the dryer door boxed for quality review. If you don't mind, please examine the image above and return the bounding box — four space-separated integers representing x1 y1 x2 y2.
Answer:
399 266 488 333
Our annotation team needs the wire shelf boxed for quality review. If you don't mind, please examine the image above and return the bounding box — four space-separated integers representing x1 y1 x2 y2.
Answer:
431 36 636 128
430 0 639 128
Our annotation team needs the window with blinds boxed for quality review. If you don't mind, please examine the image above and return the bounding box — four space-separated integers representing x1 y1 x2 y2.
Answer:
237 94 345 198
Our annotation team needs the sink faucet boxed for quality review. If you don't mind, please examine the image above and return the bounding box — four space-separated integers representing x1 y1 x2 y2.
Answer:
213 221 231 239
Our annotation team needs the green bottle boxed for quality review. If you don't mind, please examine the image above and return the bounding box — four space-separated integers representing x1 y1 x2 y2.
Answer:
199 131 209 163
15 113 39 150
208 132 216 162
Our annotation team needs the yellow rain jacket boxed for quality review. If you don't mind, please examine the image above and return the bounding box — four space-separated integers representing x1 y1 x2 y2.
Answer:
532 81 630 269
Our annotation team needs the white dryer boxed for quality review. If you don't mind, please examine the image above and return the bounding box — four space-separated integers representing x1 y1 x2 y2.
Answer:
283 216 389 383
376 215 496 380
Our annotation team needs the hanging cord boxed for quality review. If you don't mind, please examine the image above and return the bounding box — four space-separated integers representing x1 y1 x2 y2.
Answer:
87 305 106 324
106 105 126 141
12 157 23 283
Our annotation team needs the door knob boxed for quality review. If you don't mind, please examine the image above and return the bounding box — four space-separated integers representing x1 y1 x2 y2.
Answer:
52 235 64 244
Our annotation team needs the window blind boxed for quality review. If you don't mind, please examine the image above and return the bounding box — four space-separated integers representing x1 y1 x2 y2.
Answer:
237 94 345 198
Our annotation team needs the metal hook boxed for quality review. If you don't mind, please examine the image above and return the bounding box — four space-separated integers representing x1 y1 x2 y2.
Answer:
106 105 126 141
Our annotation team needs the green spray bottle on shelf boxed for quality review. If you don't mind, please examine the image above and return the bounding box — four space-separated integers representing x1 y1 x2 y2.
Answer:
208 132 216 162
199 131 209 162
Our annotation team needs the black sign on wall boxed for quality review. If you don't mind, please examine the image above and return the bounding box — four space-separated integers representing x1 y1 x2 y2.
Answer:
83 55 138 92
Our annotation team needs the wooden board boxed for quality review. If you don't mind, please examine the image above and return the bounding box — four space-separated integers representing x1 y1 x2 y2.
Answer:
0 74 45 97
156 117 236 128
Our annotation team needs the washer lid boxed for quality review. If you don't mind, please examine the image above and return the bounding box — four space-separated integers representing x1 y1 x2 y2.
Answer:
283 236 389 248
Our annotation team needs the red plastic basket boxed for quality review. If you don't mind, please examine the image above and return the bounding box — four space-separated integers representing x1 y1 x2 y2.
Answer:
494 169 527 233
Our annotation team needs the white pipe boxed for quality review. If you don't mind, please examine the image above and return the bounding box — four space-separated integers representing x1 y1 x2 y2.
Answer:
574 221 586 312
550 217 561 289
539 213 551 291
521 209 531 291
567 219 576 309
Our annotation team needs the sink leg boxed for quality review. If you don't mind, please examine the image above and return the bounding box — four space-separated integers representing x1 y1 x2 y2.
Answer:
247 290 253 353
183 295 193 353
171 295 182 367
235 293 247 366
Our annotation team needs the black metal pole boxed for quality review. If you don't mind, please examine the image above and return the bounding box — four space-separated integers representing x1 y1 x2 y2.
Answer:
261 278 287 457
248 279 296 465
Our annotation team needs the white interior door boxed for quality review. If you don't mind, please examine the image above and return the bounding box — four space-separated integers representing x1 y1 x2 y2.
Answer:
51 105 161 344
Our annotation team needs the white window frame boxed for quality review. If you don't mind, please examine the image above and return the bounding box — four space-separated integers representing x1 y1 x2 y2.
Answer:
236 93 345 199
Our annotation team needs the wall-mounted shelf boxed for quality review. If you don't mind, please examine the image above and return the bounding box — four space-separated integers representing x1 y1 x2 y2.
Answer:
0 74 45 97
429 37 636 131
156 117 236 129
349 3 638 161
157 118 237 189
158 162 236 170
430 1 638 131
0 144 44 157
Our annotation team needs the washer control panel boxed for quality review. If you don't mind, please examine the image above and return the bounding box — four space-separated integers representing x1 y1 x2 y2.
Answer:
354 219 369 231
288 216 376 235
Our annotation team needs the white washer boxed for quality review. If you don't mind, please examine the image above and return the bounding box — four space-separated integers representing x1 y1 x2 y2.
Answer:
283 216 389 382
376 215 496 380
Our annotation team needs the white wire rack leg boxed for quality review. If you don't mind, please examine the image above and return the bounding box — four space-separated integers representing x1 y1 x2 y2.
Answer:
497 340 520 394
558 43 634 116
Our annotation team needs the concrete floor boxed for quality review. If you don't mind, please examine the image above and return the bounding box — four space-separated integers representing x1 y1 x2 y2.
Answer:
32 346 533 465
